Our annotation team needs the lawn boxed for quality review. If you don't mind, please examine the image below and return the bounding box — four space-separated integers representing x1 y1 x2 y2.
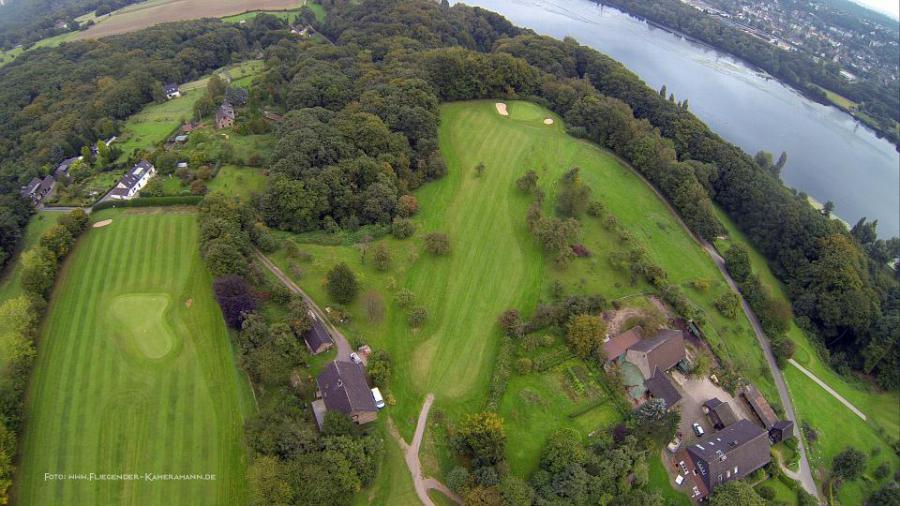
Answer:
263 100 779 503
207 165 268 199
713 207 899 503
0 212 63 305
16 208 253 505
114 93 203 162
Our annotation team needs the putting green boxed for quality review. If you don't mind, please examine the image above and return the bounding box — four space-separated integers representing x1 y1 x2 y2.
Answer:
108 293 177 359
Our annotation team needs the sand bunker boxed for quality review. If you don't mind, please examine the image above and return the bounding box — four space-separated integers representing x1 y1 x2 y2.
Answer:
543 118 554 125
495 102 509 116
93 219 112 228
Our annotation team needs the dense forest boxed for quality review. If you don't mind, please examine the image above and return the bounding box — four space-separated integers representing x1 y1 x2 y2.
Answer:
0 0 143 48
593 0 900 147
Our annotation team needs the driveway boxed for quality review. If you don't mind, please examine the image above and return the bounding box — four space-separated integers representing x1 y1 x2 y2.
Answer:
253 249 353 362
670 371 753 446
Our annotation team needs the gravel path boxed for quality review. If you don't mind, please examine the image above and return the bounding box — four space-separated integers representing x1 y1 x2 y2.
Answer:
788 358 867 420
253 249 352 361
389 394 461 506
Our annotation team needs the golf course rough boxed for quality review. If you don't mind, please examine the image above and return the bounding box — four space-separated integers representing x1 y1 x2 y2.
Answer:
16 209 251 506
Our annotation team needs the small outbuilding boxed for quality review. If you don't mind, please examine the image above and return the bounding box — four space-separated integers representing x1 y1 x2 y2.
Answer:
740 384 778 429
769 419 795 444
304 312 334 355
703 397 738 429
645 369 682 409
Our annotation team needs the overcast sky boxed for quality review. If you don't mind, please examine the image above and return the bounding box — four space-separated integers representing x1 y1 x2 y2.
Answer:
850 0 900 19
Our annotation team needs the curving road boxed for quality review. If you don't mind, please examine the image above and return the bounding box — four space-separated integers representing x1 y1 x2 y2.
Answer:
704 244 820 501
253 249 353 361
389 393 461 506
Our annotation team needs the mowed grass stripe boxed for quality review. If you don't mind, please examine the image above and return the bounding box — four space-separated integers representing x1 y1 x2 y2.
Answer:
17 210 249 505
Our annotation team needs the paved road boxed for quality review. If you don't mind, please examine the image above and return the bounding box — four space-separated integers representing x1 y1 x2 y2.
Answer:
788 358 867 421
704 244 821 501
389 394 461 506
253 249 352 361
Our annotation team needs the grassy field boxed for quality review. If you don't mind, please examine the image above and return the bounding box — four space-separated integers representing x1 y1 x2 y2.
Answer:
75 0 302 39
713 207 899 503
263 100 784 504
16 208 253 505
114 94 203 162
207 165 268 199
0 213 63 305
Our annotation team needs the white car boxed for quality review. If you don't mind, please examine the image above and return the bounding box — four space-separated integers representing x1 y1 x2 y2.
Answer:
350 352 362 364
371 387 385 409
692 422 705 437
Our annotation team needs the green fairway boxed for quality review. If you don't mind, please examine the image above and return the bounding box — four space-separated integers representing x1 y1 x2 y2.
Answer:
16 209 252 505
265 100 781 504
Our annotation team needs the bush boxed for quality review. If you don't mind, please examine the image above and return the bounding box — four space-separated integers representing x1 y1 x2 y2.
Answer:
408 306 428 327
515 357 533 374
367 350 392 388
326 263 358 304
498 309 524 338
447 466 471 494
714 291 740 319
424 232 450 255
372 243 391 271
756 485 775 500
391 218 415 239
394 288 416 308
396 195 419 217
586 200 605 217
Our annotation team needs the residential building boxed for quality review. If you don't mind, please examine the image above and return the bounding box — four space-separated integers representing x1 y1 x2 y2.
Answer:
108 160 156 200
163 83 181 99
54 156 82 179
304 312 334 355
703 398 739 429
20 177 42 204
603 326 642 363
685 419 772 498
313 361 378 427
215 102 235 129
625 328 686 380
645 369 682 409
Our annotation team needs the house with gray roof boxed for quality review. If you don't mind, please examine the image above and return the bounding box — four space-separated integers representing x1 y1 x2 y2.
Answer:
685 419 772 498
703 398 739 429
20 177 42 204
109 160 156 200
215 102 235 129
645 369 682 409
314 361 378 426
304 312 334 355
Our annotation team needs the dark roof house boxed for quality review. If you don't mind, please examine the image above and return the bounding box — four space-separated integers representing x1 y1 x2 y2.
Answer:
55 156 81 178
645 369 682 409
625 328 686 379
163 82 180 99
304 314 334 355
316 361 378 425
215 102 235 129
37 175 55 197
20 177 42 201
769 420 795 444
686 419 772 498
603 326 642 362
741 384 778 429
703 398 739 429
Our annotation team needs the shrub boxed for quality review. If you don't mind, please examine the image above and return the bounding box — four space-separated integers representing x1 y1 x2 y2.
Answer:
498 309 524 338
396 195 419 217
714 291 740 319
586 200 605 217
724 244 751 282
515 170 539 193
372 243 391 271
756 485 775 500
394 288 416 308
446 466 471 494
566 314 607 359
408 306 428 327
515 357 533 374
367 350 392 388
571 244 591 257
391 217 415 239
424 232 450 256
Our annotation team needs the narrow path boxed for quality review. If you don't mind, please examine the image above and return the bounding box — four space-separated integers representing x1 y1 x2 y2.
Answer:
389 394 461 506
704 244 820 500
253 249 352 361
788 358 867 421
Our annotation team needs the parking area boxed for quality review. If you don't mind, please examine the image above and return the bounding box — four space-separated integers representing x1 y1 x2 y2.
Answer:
669 371 752 446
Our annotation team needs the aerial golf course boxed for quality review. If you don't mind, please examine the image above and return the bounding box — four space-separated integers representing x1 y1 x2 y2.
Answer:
15 209 253 506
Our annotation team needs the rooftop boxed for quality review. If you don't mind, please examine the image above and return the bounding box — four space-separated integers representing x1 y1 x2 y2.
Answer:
603 326 642 361
316 361 377 415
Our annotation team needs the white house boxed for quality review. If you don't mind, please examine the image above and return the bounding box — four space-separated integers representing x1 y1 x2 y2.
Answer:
163 83 181 100
109 160 156 200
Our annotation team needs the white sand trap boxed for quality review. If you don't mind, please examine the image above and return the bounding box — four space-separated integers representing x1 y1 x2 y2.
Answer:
543 118 554 125
93 219 112 228
495 102 509 116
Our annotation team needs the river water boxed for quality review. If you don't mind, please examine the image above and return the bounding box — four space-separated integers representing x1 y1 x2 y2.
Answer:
453 0 900 236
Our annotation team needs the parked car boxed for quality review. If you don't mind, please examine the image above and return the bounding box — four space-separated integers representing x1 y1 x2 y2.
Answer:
692 422 705 437
371 387 385 409
350 352 362 364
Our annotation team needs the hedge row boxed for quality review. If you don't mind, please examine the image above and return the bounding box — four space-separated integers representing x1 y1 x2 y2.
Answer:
92 195 202 211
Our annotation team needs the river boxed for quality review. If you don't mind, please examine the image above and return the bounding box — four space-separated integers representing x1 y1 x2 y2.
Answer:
453 0 900 237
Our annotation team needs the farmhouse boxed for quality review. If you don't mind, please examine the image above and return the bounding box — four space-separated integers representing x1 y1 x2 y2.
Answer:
215 102 235 129
645 369 682 409
304 312 334 355
625 328 686 380
703 398 739 429
682 419 772 500
312 361 378 428
163 82 181 99
603 326 642 363
19 177 42 204
108 160 156 200
36 176 56 200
